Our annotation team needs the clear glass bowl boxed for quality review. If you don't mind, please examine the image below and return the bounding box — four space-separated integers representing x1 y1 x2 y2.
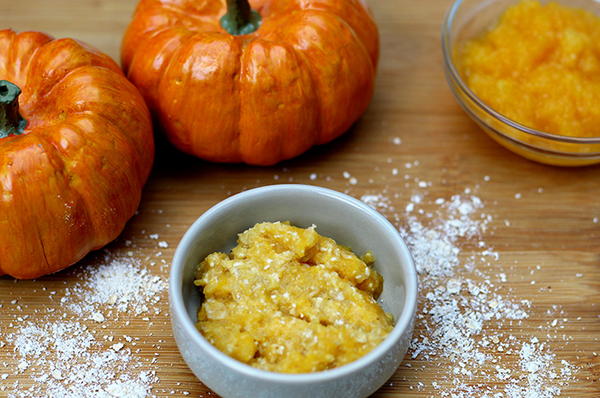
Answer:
442 0 600 167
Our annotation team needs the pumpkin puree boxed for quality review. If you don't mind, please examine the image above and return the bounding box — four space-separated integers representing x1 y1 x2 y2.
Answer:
459 0 600 137
194 222 393 373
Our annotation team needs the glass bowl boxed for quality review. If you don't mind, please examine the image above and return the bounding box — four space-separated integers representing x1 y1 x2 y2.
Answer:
442 0 600 167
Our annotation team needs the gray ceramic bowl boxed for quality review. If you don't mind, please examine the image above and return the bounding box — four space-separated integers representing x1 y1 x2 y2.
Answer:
170 184 418 398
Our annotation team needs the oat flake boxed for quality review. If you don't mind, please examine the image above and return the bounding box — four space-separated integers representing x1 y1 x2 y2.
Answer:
65 256 166 317
2 255 165 397
362 185 576 398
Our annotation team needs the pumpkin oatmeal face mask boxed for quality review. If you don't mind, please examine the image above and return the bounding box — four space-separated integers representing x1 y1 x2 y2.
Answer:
193 222 393 373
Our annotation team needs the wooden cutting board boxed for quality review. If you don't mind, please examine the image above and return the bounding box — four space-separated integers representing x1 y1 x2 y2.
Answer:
0 0 599 397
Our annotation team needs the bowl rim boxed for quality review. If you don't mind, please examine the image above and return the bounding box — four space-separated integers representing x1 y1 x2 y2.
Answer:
170 184 418 384
442 0 600 144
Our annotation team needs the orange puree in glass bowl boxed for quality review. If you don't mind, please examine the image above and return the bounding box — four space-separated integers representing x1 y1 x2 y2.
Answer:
458 0 600 139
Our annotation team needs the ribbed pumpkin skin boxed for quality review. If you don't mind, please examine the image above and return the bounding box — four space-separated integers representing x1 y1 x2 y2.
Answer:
122 0 378 165
0 30 154 279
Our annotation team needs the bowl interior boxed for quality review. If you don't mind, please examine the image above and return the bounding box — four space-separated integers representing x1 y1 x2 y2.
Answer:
175 185 415 341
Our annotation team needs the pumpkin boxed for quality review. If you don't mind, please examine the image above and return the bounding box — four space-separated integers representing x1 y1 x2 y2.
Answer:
0 30 154 279
122 0 378 165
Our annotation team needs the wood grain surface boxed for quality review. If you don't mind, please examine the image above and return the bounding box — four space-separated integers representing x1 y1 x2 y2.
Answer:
1 0 599 397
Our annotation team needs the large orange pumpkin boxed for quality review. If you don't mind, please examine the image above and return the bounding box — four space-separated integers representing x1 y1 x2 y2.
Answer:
0 30 154 279
122 0 378 165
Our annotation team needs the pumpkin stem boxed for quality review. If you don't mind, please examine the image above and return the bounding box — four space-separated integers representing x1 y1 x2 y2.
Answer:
221 0 261 35
0 80 27 139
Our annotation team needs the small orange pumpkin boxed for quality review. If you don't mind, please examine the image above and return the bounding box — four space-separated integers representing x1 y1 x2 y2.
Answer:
122 0 379 165
0 30 154 279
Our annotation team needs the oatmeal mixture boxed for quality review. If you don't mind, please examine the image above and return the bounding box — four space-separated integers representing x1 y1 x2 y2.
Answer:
193 222 393 373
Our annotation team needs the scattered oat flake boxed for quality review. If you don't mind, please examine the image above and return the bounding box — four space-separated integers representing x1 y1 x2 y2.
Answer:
111 343 125 352
6 321 156 397
361 194 394 213
396 185 575 397
1 254 165 397
65 256 166 317
90 312 105 323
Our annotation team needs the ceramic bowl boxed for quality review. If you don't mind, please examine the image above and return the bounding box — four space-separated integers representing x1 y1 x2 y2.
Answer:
170 184 418 398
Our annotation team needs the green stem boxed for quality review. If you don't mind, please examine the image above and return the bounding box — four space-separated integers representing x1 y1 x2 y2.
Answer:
220 0 261 35
0 80 26 139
